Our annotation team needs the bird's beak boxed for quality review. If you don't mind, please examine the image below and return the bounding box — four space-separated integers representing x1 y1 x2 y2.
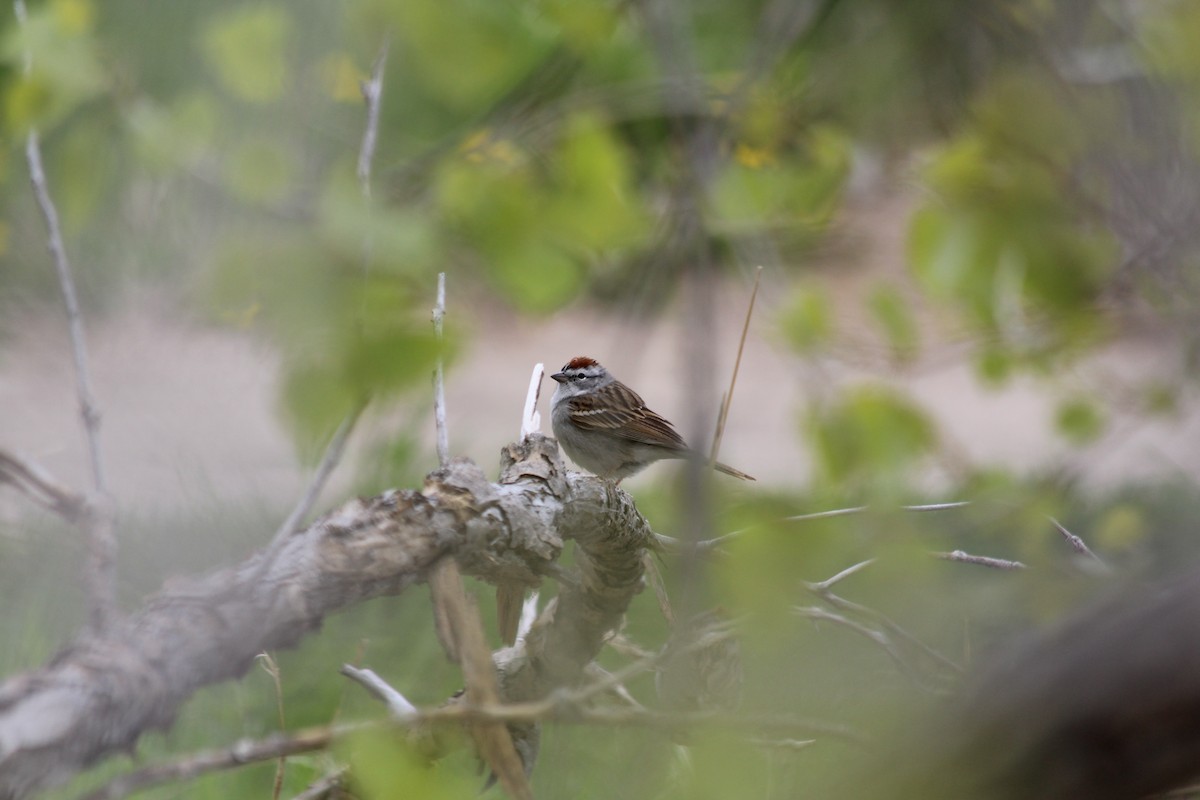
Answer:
551 371 567 384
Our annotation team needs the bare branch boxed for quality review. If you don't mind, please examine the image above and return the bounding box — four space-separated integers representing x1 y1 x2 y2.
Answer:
934 550 1027 571
290 768 347 800
427 556 531 800
356 36 390 197
259 404 365 571
785 506 868 522
905 501 973 512
0 448 85 521
1049 517 1111 573
710 265 762 463
432 272 450 467
785 501 970 524
695 501 972 552
340 665 416 720
76 699 858 800
14 0 116 633
794 606 936 688
808 559 876 591
516 590 539 643
0 436 653 799
407 701 863 744
519 363 545 440
75 723 369 800
17 69 105 499
805 563 961 676
255 654 288 800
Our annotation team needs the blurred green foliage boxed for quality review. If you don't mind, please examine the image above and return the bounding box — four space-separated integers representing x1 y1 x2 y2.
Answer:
4 0 1200 797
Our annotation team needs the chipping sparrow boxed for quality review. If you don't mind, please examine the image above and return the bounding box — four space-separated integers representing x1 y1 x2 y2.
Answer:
550 356 754 482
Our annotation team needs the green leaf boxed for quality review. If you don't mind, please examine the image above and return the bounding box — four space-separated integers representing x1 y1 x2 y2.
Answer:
975 346 1013 386
338 729 476 800
808 386 937 487
779 285 831 353
713 125 849 234
1095 505 1146 552
1055 398 1105 445
535 0 619 52
491 239 586 312
281 357 362 459
318 168 438 273
201 4 292 103
1 1 105 133
867 283 919 362
339 321 444 398
223 137 295 205
387 0 554 111
128 92 219 172
545 113 647 252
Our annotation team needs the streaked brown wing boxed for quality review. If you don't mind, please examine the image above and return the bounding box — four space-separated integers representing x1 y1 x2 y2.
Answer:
568 381 687 450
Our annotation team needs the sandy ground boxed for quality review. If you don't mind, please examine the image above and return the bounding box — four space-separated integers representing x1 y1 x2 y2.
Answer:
1 192 1197 521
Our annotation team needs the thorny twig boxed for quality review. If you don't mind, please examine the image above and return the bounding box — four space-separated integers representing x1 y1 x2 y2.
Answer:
934 550 1027 571
1050 516 1111 573
804 563 961 676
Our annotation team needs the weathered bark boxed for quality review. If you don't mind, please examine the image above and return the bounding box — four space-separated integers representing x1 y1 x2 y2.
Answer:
0 434 651 800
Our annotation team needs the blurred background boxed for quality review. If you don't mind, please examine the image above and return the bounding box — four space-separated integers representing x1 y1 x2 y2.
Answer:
2 0 1200 797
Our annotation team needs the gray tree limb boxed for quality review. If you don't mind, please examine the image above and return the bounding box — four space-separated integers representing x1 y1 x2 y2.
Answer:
0 435 650 800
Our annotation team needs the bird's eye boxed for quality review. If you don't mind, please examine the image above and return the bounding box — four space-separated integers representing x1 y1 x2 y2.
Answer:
574 373 584 381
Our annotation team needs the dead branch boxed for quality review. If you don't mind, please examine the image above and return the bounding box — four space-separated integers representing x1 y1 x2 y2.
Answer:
14 0 117 633
0 448 85 521
75 723 367 800
934 550 1027 571
0 435 650 800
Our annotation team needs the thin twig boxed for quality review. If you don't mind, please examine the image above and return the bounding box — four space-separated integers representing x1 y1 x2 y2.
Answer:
0 447 85 520
340 665 417 719
77 702 859 800
426 557 531 799
75 724 372 800
904 501 973 512
256 654 288 800
805 562 961 675
809 559 876 591
710 265 762 463
785 501 971 523
784 506 868 522
1049 517 1110 573
356 36 390 197
15 0 117 633
644 551 676 627
794 606 941 690
25 129 105 494
519 363 545 440
290 768 347 800
260 404 365 565
516 589 540 643
432 272 450 467
934 550 1027 571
